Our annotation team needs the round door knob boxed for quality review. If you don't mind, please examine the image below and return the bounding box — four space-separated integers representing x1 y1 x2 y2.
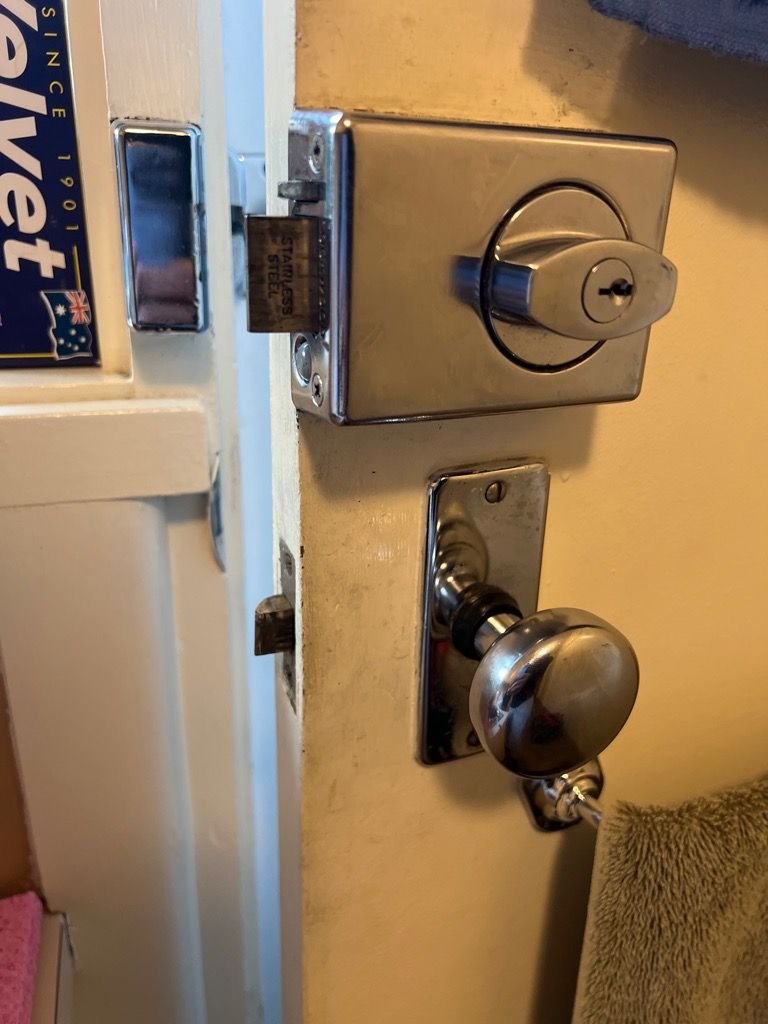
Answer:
438 574 638 779
469 606 638 778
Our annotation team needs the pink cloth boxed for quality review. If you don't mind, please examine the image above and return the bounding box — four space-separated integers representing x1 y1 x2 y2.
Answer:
0 894 42 1024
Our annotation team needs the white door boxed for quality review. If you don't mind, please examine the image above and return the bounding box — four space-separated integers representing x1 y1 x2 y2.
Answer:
262 3 768 1024
0 0 270 1021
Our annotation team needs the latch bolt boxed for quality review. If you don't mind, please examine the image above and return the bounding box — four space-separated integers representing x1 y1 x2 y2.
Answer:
245 214 328 334
254 595 295 656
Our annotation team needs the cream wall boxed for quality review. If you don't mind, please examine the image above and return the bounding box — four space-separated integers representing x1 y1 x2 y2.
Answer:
267 2 768 1022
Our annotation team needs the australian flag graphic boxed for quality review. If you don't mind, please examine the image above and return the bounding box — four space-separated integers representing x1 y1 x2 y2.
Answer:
40 290 95 361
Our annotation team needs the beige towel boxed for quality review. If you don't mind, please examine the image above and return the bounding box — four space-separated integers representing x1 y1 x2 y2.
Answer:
573 776 768 1024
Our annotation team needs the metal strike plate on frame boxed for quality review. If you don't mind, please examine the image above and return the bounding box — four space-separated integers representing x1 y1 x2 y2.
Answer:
114 122 207 333
246 109 677 424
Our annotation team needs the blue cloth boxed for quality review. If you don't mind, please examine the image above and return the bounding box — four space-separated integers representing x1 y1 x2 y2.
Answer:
590 0 768 62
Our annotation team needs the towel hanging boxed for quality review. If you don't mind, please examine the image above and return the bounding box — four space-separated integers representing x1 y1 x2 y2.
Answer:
590 0 768 64
572 774 768 1023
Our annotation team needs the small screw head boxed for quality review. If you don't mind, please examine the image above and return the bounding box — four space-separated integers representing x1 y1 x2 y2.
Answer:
293 334 312 384
485 480 506 504
311 373 324 407
309 133 324 176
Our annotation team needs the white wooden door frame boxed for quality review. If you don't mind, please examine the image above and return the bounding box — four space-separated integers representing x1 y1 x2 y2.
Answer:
0 0 262 1020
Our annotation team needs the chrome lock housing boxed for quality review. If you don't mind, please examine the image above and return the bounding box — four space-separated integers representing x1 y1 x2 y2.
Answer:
247 110 677 424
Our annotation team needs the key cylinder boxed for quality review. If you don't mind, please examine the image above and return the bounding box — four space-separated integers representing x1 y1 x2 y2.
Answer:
483 185 676 370
582 258 636 323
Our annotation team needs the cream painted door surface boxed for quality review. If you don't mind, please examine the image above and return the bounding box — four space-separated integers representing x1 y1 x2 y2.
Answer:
264 3 768 1023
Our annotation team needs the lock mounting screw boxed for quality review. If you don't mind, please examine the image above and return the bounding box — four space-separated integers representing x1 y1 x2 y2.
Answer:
293 334 312 384
484 480 506 504
309 133 324 176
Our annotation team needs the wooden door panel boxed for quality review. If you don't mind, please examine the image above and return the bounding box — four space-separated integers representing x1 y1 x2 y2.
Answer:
265 3 768 1022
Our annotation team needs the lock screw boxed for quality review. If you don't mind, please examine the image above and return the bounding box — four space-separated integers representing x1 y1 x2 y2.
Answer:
485 480 506 504
582 258 636 324
309 133 324 176
311 373 324 407
293 334 312 384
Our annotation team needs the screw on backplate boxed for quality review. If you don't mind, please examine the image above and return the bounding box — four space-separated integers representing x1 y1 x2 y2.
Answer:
293 334 312 384
309 133 324 176
311 373 324 407
485 480 506 504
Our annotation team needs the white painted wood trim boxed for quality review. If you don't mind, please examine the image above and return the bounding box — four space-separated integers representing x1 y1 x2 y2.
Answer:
0 0 260 1020
0 501 207 1024
0 399 211 508
195 0 265 1016
263 5 302 1024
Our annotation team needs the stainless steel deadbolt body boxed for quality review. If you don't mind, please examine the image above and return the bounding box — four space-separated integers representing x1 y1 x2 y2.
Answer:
248 110 677 424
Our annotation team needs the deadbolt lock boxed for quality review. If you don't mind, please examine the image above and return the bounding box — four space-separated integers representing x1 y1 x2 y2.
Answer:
247 110 677 424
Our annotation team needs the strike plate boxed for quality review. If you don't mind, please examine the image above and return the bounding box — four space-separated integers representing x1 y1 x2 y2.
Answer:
419 461 549 765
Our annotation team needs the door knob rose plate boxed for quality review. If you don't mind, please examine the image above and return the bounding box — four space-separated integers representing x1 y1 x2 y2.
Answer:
419 461 639 774
264 110 676 423
419 461 550 765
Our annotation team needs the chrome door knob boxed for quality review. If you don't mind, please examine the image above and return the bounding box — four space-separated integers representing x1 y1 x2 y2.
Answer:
490 237 677 342
437 576 638 779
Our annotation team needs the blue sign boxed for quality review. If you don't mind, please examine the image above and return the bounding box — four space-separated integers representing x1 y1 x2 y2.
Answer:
0 0 99 367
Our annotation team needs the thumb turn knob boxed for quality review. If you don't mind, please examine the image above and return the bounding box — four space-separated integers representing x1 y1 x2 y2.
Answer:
438 577 638 779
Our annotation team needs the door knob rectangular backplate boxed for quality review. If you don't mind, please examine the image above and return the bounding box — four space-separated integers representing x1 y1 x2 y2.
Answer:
249 110 676 424
420 461 549 765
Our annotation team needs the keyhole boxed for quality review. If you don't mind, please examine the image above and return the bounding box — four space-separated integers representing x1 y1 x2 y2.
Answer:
599 278 634 303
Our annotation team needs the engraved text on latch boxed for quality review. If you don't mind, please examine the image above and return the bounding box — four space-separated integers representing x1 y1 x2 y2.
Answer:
266 234 297 317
